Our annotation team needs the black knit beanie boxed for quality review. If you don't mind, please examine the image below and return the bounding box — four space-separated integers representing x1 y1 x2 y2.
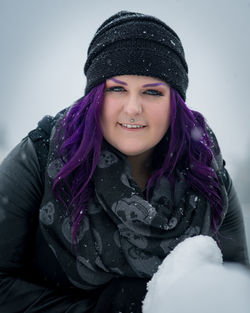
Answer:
84 11 188 100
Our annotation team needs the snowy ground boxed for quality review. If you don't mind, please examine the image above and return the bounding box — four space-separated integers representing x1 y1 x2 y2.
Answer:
143 235 250 313
142 206 250 313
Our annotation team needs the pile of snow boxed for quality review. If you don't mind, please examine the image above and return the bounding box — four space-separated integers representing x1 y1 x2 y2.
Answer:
143 235 250 313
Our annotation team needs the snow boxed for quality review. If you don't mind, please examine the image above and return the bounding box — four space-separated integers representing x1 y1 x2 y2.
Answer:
143 235 250 313
191 126 203 141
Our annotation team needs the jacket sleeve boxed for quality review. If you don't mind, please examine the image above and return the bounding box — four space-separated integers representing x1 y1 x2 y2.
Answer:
205 124 249 266
218 166 249 266
0 137 95 313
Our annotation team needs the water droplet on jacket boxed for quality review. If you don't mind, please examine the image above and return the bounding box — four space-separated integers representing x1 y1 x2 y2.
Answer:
1 195 9 205
191 126 203 141
21 152 27 160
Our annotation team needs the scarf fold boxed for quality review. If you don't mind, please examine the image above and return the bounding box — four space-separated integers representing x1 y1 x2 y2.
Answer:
39 121 228 290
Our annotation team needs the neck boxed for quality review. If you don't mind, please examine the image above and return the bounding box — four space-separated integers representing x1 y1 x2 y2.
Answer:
127 151 153 191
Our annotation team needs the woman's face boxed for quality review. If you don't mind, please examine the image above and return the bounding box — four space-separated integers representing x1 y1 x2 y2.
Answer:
100 75 171 158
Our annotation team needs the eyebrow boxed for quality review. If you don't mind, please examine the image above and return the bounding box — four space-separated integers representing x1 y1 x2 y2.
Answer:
109 77 166 87
109 78 127 85
108 78 166 88
142 83 166 87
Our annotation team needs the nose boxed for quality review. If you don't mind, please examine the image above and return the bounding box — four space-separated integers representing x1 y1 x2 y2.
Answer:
123 94 142 116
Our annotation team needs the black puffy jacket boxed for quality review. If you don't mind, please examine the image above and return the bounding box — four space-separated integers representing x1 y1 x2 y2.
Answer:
0 116 249 312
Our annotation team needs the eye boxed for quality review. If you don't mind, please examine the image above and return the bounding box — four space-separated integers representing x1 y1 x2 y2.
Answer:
105 86 126 92
144 89 163 96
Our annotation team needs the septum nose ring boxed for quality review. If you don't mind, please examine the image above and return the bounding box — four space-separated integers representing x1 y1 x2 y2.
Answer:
130 119 135 123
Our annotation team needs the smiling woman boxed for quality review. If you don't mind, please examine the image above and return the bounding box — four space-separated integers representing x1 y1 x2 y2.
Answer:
0 10 249 313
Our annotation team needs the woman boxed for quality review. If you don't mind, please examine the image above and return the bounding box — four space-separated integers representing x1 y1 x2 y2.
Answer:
0 10 248 313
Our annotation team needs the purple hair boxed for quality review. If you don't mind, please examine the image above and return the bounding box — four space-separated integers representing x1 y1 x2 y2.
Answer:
53 83 222 243
53 83 105 240
147 90 222 230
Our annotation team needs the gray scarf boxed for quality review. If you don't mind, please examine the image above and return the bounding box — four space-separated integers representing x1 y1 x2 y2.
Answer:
39 125 228 290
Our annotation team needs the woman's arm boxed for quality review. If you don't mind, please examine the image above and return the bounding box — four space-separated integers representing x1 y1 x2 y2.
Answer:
0 136 95 312
218 167 249 266
205 125 249 265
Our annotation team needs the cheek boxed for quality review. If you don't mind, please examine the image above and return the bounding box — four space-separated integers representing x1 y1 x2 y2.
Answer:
100 100 118 133
152 103 171 133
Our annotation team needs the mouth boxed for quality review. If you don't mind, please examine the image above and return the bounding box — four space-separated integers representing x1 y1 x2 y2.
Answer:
119 123 147 130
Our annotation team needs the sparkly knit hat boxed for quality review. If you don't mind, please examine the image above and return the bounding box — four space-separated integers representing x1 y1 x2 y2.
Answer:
84 11 188 100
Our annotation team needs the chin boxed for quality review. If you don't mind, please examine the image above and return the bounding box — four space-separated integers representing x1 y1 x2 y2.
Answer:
107 139 154 157
116 145 151 157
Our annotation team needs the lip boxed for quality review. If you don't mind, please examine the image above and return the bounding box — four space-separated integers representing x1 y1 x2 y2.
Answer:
118 122 146 131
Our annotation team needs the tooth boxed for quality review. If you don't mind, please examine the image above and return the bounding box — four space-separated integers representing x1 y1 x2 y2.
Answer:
121 123 144 128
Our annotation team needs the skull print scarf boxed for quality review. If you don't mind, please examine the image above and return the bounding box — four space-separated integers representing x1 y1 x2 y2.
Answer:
39 123 228 290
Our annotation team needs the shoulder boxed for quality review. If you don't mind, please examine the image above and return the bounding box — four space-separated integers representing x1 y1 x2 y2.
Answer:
1 136 40 174
27 108 69 175
205 123 222 159
28 107 69 144
0 136 44 216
